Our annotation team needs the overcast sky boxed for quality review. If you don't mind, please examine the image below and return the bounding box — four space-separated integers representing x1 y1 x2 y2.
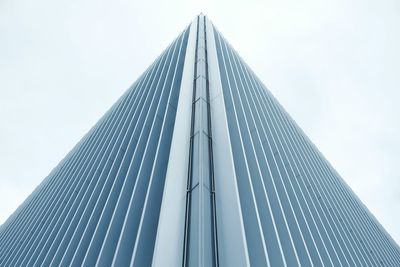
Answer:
1 0 399 245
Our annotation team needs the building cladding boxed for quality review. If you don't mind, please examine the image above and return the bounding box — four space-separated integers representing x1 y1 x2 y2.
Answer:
0 15 399 267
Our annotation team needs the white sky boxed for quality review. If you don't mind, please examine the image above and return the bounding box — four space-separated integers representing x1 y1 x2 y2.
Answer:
0 0 399 245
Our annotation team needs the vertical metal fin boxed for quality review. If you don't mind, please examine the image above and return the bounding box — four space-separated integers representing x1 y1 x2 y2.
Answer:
183 14 219 267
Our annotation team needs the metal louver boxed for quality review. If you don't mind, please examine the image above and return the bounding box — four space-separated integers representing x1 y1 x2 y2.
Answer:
1 14 399 267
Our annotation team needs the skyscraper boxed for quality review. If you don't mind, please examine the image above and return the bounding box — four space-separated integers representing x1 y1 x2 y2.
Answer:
1 14 399 266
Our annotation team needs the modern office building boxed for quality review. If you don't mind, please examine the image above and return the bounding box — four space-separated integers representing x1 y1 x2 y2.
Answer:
1 14 399 266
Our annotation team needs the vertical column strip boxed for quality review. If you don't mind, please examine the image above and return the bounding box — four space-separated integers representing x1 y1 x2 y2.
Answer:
183 14 219 267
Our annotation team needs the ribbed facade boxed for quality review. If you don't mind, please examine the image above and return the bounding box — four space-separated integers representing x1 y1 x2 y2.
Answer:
213 29 400 266
0 28 189 266
1 15 399 267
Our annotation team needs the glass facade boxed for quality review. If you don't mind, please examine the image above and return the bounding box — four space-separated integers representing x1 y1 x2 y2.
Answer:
0 28 189 266
0 14 399 267
214 28 400 266
183 15 218 267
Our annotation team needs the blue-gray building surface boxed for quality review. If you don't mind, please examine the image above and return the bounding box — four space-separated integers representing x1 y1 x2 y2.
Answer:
1 15 399 267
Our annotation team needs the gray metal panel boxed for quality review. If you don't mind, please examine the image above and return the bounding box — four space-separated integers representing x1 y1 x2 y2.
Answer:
1 14 399 267
0 27 189 267
213 26 400 266
151 18 197 267
206 17 250 267
182 14 219 267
